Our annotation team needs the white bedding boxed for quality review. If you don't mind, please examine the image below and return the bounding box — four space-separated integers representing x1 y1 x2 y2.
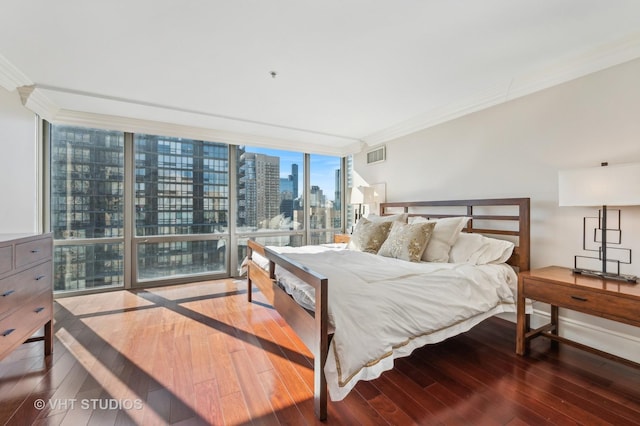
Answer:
250 244 525 401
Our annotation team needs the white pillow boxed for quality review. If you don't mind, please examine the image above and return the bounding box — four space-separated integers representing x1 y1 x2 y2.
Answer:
448 232 488 264
475 237 515 264
449 233 515 265
366 213 408 223
410 216 470 262
407 216 424 225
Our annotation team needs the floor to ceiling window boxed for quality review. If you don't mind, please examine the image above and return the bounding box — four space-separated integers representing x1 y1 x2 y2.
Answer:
47 124 345 293
233 148 344 266
309 154 343 244
49 126 125 292
235 146 306 272
133 134 229 285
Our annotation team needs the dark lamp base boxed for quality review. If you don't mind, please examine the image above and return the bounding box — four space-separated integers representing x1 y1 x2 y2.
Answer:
572 268 638 284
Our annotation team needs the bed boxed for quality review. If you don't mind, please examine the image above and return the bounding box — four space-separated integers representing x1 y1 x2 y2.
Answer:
246 198 530 420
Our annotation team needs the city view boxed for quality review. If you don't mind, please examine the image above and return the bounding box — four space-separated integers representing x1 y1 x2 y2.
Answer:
49 125 343 292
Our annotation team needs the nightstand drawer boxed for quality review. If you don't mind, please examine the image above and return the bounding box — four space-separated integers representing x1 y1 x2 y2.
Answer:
524 278 637 324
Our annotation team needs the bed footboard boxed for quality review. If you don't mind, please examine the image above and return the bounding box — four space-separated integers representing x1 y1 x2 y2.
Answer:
246 240 329 420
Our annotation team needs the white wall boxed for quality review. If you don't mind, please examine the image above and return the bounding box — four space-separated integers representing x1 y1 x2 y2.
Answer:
354 57 640 362
0 87 38 233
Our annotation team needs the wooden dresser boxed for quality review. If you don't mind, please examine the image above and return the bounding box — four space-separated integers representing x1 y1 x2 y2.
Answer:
0 233 54 361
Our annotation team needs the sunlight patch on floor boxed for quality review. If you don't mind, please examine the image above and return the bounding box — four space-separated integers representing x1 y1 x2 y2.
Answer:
55 327 166 424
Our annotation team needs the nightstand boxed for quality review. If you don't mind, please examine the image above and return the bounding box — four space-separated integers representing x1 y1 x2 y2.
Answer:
516 266 640 366
333 234 350 244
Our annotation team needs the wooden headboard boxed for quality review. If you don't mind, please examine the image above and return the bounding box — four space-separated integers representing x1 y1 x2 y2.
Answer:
380 198 530 272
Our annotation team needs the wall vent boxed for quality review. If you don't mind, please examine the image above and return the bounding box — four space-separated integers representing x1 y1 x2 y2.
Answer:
366 146 386 165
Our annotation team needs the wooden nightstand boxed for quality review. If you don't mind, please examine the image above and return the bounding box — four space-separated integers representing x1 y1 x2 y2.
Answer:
333 234 350 244
516 266 640 365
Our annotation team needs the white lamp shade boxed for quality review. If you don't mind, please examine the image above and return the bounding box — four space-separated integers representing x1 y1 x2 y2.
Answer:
349 185 375 204
558 162 640 206
349 186 364 204
361 186 375 205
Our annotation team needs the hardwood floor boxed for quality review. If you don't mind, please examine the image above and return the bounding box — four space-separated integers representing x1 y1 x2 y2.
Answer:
1 278 640 425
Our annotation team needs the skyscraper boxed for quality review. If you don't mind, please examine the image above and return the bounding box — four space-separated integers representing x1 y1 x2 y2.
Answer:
291 163 299 199
334 168 341 210
50 126 125 290
280 177 294 219
238 151 281 228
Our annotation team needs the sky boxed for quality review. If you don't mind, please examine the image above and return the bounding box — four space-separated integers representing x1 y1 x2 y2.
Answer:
247 146 341 201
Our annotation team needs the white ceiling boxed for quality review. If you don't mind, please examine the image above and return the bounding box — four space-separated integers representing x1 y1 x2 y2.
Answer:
2 0 640 155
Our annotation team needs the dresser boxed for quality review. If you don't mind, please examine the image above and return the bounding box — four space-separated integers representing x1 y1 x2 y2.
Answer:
0 233 53 361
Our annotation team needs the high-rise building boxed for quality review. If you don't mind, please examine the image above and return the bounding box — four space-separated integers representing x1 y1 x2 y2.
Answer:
334 168 341 210
50 126 230 290
133 135 229 280
291 163 299 199
280 177 294 219
134 135 228 236
280 177 294 196
238 151 281 228
310 185 325 207
279 162 301 220
50 126 125 291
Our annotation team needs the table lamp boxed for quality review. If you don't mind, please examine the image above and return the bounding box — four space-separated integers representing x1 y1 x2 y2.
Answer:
558 162 640 283
348 186 365 223
348 186 376 232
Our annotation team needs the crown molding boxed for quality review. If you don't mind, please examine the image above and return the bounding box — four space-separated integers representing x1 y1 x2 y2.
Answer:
17 85 60 120
362 82 512 145
507 32 640 100
21 84 361 156
50 109 358 157
11 31 640 154
0 54 32 91
363 32 640 146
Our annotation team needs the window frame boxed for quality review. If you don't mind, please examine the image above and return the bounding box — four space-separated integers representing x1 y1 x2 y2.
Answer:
43 122 347 295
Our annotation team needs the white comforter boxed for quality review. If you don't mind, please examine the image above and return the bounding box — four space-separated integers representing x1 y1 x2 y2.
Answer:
252 245 520 401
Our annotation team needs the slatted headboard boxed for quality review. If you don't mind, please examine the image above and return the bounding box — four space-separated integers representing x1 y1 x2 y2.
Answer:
379 198 530 271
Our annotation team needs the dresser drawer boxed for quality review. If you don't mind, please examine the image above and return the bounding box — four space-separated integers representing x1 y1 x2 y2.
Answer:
15 237 52 268
0 261 52 320
524 278 637 324
0 245 12 275
0 290 52 357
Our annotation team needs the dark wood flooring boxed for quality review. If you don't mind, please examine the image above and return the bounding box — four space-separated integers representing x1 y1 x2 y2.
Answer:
1 279 639 425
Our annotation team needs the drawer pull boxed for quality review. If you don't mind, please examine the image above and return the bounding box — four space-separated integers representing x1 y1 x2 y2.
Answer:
34 307 45 314
2 290 15 297
35 275 46 281
31 249 41 254
2 328 15 337
570 295 588 302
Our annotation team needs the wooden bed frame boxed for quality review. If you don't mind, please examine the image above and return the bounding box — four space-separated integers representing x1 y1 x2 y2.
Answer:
246 197 530 420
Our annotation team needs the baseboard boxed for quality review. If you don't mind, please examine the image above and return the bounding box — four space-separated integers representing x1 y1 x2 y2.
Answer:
498 310 640 364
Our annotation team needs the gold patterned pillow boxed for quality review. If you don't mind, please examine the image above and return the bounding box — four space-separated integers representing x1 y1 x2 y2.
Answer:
377 221 436 262
347 218 393 253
